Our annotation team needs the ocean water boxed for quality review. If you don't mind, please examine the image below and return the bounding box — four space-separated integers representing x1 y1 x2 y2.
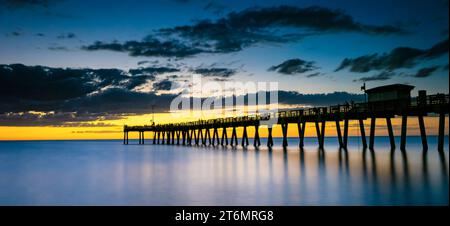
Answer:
0 136 448 205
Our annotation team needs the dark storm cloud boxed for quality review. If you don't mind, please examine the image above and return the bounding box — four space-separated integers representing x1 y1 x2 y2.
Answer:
152 79 173 91
83 6 403 57
0 0 56 8
63 88 176 114
268 58 318 75
353 71 395 82
128 66 179 76
158 5 404 53
0 64 173 116
82 39 205 58
137 60 150 65
306 72 322 78
336 38 449 73
192 67 236 77
410 66 440 78
0 111 121 127
0 64 148 102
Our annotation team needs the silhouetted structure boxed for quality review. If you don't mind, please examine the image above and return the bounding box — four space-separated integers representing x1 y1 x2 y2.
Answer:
124 84 449 151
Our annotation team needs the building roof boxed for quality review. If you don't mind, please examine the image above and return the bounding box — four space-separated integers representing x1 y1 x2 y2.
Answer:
365 84 415 94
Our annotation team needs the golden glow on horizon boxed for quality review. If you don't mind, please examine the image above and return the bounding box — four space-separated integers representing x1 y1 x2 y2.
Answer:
0 110 447 140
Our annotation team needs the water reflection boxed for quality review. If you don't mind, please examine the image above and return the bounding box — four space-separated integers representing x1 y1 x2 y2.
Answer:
0 137 448 205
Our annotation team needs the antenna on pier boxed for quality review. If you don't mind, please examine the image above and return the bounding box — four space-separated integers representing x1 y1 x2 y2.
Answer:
151 104 155 125
361 83 367 103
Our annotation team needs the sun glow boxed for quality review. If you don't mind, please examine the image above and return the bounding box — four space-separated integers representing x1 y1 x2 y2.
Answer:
0 105 447 141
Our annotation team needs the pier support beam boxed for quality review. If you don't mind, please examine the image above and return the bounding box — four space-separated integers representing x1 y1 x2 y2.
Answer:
386 117 395 150
167 130 171 145
157 132 161 144
171 131 175 145
176 131 180 145
267 127 274 147
281 123 288 148
188 129 194 145
254 125 261 147
241 126 249 147
198 129 204 145
320 120 326 149
343 119 349 149
231 126 238 146
212 127 219 146
315 120 326 148
193 129 198 145
418 115 428 151
221 127 228 146
206 128 212 145
182 130 186 145
153 131 156 144
400 115 407 151
124 131 129 145
187 130 192 145
336 120 343 148
438 111 445 152
369 117 376 150
142 131 145 144
359 119 367 149
298 122 306 148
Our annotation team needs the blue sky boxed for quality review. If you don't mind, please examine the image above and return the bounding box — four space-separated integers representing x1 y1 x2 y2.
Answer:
0 0 448 96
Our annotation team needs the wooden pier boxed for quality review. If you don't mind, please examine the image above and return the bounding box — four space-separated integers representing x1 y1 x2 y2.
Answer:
123 85 449 151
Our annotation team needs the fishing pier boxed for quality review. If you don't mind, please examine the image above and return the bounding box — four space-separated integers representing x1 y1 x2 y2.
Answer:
123 84 449 151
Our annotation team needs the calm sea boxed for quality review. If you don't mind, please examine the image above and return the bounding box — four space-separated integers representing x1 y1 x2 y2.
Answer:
0 136 448 205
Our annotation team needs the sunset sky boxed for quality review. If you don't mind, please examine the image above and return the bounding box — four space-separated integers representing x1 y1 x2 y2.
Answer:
0 0 448 140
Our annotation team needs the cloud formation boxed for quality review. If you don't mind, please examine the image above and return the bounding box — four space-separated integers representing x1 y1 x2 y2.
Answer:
0 64 364 126
192 67 236 77
128 66 180 76
0 0 55 8
82 39 205 58
152 79 173 90
268 58 319 75
82 6 404 57
353 71 395 82
410 66 440 78
0 64 175 116
336 38 449 73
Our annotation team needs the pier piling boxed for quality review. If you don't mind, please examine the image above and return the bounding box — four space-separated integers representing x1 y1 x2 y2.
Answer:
386 117 395 150
438 111 445 152
359 119 367 149
369 117 376 150
400 115 408 151
418 115 428 151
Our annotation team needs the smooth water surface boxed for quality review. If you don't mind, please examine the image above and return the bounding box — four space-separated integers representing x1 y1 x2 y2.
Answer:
0 136 448 205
